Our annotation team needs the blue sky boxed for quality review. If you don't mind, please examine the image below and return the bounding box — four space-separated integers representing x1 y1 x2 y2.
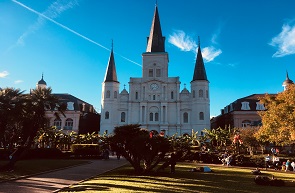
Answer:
1 0 295 116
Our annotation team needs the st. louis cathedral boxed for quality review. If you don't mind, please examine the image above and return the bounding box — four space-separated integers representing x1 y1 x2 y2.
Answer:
100 5 210 136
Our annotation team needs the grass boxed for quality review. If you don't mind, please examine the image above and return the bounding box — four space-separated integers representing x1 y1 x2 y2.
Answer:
0 159 89 182
59 162 295 193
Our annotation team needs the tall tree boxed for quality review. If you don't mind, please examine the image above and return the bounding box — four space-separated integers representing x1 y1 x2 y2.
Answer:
1 87 65 170
0 88 25 150
257 85 295 145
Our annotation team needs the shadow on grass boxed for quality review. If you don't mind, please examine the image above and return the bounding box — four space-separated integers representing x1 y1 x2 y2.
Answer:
59 164 295 193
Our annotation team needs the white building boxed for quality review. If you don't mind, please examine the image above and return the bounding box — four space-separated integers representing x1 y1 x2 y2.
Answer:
100 5 210 136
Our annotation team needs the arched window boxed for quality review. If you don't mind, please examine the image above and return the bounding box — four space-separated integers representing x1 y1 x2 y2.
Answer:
121 112 126 122
53 118 62 129
171 91 174 99
64 118 73 130
149 113 153 121
135 92 138 100
183 112 188 123
199 89 203 97
105 111 109 119
106 90 110 98
155 112 159 121
199 112 204 120
114 91 117 98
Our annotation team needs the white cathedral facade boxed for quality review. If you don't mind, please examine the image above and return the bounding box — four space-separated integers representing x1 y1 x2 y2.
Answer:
100 6 210 136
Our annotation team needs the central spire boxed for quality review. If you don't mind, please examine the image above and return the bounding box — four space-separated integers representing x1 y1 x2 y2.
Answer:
146 5 165 52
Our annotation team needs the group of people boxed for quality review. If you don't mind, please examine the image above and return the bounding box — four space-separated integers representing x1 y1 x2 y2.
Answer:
220 151 233 166
265 153 295 172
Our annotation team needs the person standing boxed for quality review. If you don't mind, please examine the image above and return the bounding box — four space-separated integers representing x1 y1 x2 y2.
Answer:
265 154 271 170
170 153 176 173
285 160 291 172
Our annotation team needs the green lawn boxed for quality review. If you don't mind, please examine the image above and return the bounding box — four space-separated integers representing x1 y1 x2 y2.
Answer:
59 162 295 193
0 159 89 181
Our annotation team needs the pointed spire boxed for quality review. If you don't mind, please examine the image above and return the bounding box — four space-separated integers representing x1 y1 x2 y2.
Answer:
192 37 208 81
146 4 165 52
104 41 118 83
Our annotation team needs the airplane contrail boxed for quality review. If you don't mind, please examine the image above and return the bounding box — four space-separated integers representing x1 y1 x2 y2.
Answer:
12 0 142 67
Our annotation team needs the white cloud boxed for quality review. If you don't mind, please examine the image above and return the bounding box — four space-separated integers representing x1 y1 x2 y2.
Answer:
14 80 23 84
0 71 9 78
270 23 295 57
168 30 196 51
202 46 222 63
168 30 222 62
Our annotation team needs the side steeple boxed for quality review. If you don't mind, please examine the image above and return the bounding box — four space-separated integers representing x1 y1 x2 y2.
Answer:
146 4 165 52
192 37 208 82
104 43 119 83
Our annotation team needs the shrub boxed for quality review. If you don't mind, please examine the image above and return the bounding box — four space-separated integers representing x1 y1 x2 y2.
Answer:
71 144 101 158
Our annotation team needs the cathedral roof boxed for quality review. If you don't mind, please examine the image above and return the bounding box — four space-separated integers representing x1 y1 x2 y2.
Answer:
37 74 47 85
104 47 119 83
120 88 129 95
146 5 165 52
192 40 208 82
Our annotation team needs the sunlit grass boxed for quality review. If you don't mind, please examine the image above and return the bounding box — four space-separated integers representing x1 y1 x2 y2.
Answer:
0 159 88 181
60 162 295 193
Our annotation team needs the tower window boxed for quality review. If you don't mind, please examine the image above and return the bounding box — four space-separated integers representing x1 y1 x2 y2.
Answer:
105 111 109 119
155 113 159 121
199 89 203 97
149 69 153 77
121 112 126 122
193 90 195 98
106 90 110 98
183 112 188 123
149 113 153 121
114 91 117 98
171 91 174 99
135 92 138 100
153 95 156 100
199 112 204 120
206 90 209 98
156 69 161 77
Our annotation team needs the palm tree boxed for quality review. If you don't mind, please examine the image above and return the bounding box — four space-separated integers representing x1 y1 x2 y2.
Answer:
1 87 66 170
0 87 25 150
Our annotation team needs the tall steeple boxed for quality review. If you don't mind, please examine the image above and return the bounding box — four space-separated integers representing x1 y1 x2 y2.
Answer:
192 37 208 81
146 4 165 52
104 42 118 83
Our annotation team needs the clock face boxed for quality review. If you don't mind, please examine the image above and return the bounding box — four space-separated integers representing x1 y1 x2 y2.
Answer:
150 83 159 90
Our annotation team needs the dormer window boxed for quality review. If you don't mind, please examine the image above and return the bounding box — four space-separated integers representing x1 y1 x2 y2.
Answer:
256 102 265 110
241 102 250 110
67 102 74 110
